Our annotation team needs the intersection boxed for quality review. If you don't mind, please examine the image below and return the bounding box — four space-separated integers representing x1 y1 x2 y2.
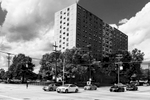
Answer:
0 83 150 100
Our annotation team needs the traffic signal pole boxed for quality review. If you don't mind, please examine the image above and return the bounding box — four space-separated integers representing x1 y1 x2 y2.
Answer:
115 54 123 84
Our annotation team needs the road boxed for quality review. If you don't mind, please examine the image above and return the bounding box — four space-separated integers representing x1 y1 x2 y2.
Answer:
0 83 150 100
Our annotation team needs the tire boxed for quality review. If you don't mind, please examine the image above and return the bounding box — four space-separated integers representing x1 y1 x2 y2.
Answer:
84 88 87 90
75 89 78 93
49 88 53 91
57 91 60 93
65 89 68 93
121 88 125 92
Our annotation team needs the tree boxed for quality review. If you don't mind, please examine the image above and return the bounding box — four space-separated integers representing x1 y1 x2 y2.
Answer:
8 54 35 83
130 48 144 80
0 68 5 80
39 51 61 80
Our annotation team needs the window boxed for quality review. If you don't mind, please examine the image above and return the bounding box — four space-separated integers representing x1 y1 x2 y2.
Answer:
66 38 69 41
63 42 65 44
59 45 61 48
60 30 62 33
60 21 62 24
67 23 69 26
67 18 69 21
67 33 69 36
67 28 69 31
67 8 70 11
67 13 69 16
63 37 65 39
63 47 65 49
59 40 61 43
60 16 62 19
66 43 69 46
60 11 62 14
60 35 62 38
63 32 65 35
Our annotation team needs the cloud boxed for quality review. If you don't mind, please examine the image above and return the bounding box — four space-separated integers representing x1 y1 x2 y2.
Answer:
109 24 118 29
119 2 150 60
0 0 78 71
0 0 78 42
119 18 128 24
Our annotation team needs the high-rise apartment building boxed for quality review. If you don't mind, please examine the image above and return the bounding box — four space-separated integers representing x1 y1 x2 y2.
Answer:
54 3 128 60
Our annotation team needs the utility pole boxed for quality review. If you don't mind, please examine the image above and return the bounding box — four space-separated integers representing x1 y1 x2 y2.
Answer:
148 63 150 83
53 42 58 81
115 54 123 84
0 51 14 70
62 58 65 86
87 44 92 82
7 53 11 70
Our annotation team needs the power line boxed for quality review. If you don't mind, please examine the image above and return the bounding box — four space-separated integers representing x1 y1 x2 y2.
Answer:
0 50 41 60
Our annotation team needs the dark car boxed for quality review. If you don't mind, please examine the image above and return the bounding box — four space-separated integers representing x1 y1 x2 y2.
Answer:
43 83 61 91
110 83 126 92
126 83 138 91
84 84 97 90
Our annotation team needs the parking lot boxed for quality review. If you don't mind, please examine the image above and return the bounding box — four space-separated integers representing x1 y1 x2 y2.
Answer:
0 83 150 100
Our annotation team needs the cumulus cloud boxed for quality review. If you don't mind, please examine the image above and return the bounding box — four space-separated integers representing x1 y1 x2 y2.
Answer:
0 0 78 42
0 0 79 71
119 2 150 60
119 18 128 24
109 24 118 29
0 55 7 70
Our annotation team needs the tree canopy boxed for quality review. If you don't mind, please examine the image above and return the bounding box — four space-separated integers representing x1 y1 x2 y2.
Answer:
8 53 35 83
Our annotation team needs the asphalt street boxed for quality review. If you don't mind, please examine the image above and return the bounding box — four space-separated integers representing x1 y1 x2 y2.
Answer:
0 83 150 100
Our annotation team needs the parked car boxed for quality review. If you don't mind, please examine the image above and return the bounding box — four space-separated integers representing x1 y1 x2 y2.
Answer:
43 83 61 91
110 83 126 92
126 83 138 91
130 81 139 86
84 84 97 90
56 84 79 93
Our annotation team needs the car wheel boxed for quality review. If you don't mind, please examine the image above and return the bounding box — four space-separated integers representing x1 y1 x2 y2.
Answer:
84 88 87 90
121 88 125 92
65 89 68 93
95 88 97 90
49 88 53 91
57 91 60 93
43 89 46 91
75 89 78 93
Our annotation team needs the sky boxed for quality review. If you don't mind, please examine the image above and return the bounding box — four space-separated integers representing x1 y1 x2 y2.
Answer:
0 0 150 72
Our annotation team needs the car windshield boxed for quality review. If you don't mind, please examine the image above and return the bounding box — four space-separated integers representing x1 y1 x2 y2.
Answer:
63 84 70 87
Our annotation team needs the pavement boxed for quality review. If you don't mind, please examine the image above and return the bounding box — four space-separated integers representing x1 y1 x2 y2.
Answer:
0 83 150 100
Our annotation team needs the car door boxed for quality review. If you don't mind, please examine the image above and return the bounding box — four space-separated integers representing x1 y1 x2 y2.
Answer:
70 84 76 92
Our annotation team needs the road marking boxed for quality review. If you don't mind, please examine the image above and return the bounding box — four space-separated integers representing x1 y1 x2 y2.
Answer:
0 94 22 100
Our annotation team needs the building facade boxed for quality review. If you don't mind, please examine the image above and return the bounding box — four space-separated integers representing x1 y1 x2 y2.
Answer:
54 3 128 60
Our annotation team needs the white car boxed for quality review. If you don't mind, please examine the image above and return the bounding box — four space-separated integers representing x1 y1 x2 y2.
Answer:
56 84 79 93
